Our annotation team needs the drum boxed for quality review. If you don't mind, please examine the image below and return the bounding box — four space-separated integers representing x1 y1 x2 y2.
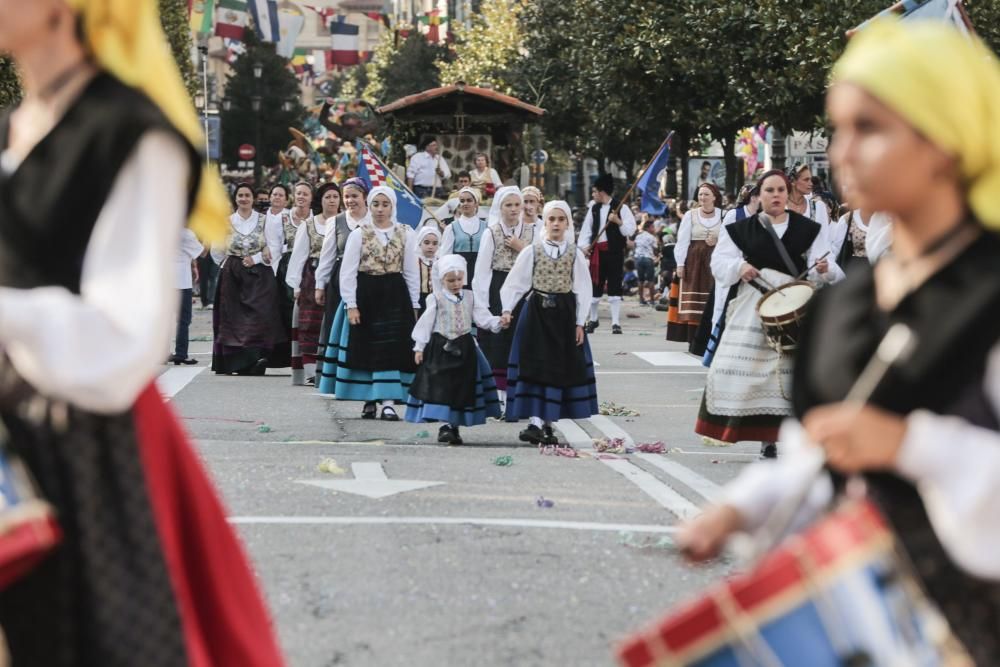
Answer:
616 500 965 667
755 281 815 353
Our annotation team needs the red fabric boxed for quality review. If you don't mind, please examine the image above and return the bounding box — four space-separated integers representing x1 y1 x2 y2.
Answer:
588 241 609 284
694 417 779 444
133 385 285 667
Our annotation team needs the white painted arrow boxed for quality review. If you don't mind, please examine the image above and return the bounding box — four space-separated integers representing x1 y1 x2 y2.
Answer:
296 462 444 499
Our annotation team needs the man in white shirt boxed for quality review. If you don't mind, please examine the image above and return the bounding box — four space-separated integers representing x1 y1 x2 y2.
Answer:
578 174 637 334
406 136 452 200
171 228 204 365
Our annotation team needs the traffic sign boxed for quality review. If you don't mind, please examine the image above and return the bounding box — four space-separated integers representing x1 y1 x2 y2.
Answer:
532 149 549 165
238 144 256 160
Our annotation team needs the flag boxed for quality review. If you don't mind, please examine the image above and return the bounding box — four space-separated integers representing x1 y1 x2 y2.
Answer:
190 0 215 34
330 17 360 66
223 37 247 64
849 0 972 36
248 0 280 42
419 9 443 43
356 143 426 228
366 11 391 28
635 132 674 216
312 49 328 75
302 4 337 28
276 4 305 58
215 0 248 39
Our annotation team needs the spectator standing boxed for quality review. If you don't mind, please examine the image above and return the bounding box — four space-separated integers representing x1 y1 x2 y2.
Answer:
407 137 452 199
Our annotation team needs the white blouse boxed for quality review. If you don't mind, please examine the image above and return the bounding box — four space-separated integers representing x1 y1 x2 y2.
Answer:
674 208 722 267
710 217 845 288
266 208 294 256
411 291 500 351
471 221 529 308
0 131 188 413
499 240 594 326
722 342 1000 580
338 224 420 309
315 210 369 290
211 211 282 272
285 216 329 292
578 202 638 248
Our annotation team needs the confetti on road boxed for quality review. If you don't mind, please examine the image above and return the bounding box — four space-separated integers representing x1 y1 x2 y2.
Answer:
317 458 346 475
618 531 675 551
539 444 580 458
636 441 667 454
493 455 514 467
536 496 555 508
593 437 628 454
415 430 430 439
599 401 640 417
257 424 272 433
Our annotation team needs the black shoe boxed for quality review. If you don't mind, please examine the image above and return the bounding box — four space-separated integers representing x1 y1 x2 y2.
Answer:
541 425 558 446
251 358 268 376
380 406 400 421
166 355 179 365
437 425 462 445
519 424 544 444
584 321 597 334
362 402 377 419
612 324 623 334
177 357 199 365
760 442 778 459
305 376 316 386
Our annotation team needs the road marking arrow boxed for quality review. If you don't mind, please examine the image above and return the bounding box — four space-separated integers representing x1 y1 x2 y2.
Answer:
296 462 444 499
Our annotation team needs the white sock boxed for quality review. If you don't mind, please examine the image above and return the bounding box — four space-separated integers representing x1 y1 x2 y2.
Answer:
498 389 507 408
529 416 544 428
380 400 394 411
589 298 600 322
610 297 623 325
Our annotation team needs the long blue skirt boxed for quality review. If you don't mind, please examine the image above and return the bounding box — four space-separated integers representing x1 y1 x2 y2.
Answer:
405 346 501 426
505 307 598 423
316 302 414 401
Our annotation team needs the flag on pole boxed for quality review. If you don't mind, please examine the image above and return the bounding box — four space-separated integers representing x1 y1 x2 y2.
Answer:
635 133 674 216
215 0 249 39
330 17 360 66
248 0 280 42
190 0 216 34
356 143 426 228
276 3 305 58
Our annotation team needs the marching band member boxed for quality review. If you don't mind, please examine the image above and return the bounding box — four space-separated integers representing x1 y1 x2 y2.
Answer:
437 185 490 289
318 186 420 420
501 201 597 445
0 0 284 662
681 21 1000 663
405 254 503 444
695 169 843 458
473 185 533 415
579 174 636 334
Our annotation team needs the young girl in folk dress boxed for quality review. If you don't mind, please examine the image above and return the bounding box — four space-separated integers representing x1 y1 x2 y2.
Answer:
285 184 338 385
405 255 503 444
521 186 544 230
318 186 420 420
666 182 722 344
415 225 441 314
500 201 598 445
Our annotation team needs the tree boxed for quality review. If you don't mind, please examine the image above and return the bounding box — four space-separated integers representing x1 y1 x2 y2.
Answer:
0 57 20 110
159 0 199 96
437 0 528 94
220 30 306 173
363 30 449 105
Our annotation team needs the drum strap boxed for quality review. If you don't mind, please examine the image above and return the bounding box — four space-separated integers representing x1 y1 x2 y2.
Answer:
759 214 801 277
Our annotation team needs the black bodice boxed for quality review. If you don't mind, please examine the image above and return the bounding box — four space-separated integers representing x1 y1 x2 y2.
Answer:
725 211 821 276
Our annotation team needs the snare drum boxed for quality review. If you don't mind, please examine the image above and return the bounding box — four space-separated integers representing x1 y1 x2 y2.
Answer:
616 500 964 667
756 281 815 353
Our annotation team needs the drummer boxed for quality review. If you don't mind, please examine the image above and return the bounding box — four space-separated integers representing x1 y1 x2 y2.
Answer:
694 169 843 459
680 20 1000 664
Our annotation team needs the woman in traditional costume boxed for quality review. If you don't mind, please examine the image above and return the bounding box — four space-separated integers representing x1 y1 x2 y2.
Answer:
469 152 502 199
211 183 286 375
318 186 420 420
0 1 284 663
405 254 502 444
788 162 831 226
315 177 368 385
694 170 843 458
666 182 722 343
473 185 531 414
501 201 597 445
285 183 338 385
270 182 309 368
438 186 489 289
415 225 441 314
681 21 1000 664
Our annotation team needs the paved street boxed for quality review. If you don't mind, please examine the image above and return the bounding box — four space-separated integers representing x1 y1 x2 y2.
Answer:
165 298 762 666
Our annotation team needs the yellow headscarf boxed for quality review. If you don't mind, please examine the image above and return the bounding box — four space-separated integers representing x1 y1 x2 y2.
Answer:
832 19 1000 230
68 0 230 241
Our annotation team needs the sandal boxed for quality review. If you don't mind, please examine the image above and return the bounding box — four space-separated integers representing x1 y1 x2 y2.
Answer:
380 406 399 421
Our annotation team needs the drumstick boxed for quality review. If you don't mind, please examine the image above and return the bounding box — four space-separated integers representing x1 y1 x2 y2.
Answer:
795 252 831 281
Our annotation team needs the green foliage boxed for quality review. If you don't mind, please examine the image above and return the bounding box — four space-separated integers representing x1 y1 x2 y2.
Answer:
362 30 448 105
219 30 306 170
966 0 1000 55
159 0 199 97
437 0 528 93
0 56 20 110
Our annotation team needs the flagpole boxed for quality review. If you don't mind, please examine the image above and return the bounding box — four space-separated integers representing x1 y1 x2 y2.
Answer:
593 130 674 243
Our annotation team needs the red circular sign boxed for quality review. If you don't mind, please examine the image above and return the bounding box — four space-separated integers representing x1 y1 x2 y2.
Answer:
238 144 256 160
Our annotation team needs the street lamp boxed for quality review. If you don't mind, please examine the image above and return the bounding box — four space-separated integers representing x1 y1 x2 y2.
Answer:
252 61 263 184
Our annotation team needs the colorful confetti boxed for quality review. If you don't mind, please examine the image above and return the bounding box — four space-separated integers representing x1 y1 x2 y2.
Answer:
536 496 555 508
316 458 345 475
593 437 627 454
636 441 667 454
493 455 514 467
599 401 640 417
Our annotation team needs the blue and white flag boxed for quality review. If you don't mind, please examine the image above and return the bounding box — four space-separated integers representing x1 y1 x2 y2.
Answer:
635 132 674 216
248 0 280 42
356 143 425 228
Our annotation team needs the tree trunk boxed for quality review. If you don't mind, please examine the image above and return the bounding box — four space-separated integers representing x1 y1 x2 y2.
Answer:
676 133 691 204
720 127 738 197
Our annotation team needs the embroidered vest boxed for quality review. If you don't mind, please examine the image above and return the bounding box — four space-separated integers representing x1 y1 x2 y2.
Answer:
452 218 487 253
359 224 407 275
419 260 434 294
531 241 575 293
849 215 869 257
281 212 299 247
490 223 535 271
335 213 354 259
227 213 267 257
306 216 325 259
433 293 475 339
690 211 720 240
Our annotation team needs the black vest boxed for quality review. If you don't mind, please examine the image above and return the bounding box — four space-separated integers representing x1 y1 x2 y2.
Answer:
0 73 201 293
793 229 1000 658
590 198 626 252
725 212 820 276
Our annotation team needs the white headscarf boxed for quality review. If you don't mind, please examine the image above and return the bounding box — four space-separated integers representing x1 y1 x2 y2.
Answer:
366 185 398 225
415 225 441 263
437 254 467 281
540 200 574 241
487 186 523 226
457 186 481 205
